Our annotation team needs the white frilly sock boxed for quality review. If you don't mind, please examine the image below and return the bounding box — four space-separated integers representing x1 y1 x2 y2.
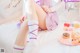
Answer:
13 45 24 53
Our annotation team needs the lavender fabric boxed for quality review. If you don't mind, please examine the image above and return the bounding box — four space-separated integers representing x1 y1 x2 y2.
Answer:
39 0 59 30
40 0 53 7
64 0 80 2
46 12 59 31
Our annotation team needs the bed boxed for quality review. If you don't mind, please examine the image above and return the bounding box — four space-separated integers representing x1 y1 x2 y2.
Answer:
0 21 80 53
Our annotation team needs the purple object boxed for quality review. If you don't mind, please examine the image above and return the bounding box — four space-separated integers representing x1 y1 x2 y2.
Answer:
14 47 24 50
46 12 59 31
36 0 40 5
17 22 21 28
40 0 53 7
64 0 80 2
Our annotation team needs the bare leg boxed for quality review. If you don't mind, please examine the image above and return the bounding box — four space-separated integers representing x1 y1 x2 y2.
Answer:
13 0 47 52
14 0 47 45
15 20 28 47
30 0 47 30
13 19 28 53
14 0 39 50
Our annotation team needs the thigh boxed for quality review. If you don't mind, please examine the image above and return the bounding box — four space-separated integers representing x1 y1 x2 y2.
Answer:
34 3 47 30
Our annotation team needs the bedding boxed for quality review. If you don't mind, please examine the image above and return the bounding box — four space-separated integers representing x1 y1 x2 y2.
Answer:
0 21 80 53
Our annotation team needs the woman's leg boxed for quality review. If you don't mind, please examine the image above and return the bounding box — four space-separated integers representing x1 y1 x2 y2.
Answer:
13 0 39 52
13 0 47 52
15 20 28 47
30 0 47 30
13 19 28 53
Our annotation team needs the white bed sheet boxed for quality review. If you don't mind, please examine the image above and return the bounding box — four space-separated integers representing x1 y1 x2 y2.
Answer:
0 21 80 53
